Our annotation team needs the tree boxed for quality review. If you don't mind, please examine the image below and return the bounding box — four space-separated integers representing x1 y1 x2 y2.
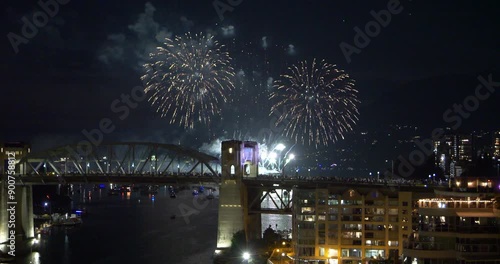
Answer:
230 230 246 253
262 225 280 247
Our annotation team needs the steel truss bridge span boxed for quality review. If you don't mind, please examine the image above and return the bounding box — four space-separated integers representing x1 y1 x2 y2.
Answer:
16 142 220 184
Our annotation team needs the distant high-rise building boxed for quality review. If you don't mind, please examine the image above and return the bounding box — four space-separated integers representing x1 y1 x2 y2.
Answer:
493 131 500 158
457 135 473 163
472 131 493 158
434 133 482 175
434 134 458 175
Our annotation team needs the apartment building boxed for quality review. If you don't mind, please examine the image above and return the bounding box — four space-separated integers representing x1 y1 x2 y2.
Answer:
292 186 430 264
402 179 500 264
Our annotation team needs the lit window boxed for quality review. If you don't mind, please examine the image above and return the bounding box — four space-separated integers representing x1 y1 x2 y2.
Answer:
230 165 235 175
301 207 314 213
388 241 398 247
328 248 338 257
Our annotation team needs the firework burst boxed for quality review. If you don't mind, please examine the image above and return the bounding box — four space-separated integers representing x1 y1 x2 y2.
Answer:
270 59 360 147
141 33 235 129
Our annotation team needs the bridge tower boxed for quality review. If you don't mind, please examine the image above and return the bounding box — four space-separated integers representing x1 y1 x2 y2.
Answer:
0 142 35 257
216 140 259 249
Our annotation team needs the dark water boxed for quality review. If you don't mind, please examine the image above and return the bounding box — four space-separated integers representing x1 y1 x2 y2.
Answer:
21 186 219 264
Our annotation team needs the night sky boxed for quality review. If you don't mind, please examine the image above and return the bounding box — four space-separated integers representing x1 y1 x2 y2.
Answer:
2 0 499 154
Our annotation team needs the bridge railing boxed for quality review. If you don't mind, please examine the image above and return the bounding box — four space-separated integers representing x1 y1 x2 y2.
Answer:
245 174 449 187
17 172 222 178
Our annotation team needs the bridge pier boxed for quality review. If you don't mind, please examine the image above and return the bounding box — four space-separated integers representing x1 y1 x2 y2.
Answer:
246 213 262 240
216 141 259 249
17 185 35 240
0 179 9 256
245 187 263 240
0 182 35 257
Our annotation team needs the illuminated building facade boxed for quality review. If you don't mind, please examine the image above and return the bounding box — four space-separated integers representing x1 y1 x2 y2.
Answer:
403 178 500 264
292 186 427 264
493 131 500 159
433 133 479 176
434 134 459 175
457 135 473 163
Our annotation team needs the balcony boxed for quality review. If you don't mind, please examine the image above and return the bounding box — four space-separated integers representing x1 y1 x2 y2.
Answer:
456 225 500 234
403 242 456 259
418 199 494 209
342 216 363 222
364 224 385 231
364 216 385 222
419 224 499 234
403 248 456 259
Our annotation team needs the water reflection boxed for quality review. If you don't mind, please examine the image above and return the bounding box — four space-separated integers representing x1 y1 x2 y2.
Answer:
260 190 293 239
24 252 41 264
21 185 219 264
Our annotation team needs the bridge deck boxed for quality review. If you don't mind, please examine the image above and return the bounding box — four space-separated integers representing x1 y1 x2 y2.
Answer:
8 174 447 192
11 175 218 185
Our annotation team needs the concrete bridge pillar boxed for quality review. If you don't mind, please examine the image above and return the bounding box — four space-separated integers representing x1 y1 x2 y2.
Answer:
0 179 9 255
0 183 35 257
17 185 35 239
216 140 259 249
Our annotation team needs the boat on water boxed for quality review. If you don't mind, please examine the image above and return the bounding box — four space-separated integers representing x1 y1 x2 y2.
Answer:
73 207 88 217
52 213 83 227
120 185 131 192
35 222 52 234
62 217 83 226
140 185 159 195
108 189 120 196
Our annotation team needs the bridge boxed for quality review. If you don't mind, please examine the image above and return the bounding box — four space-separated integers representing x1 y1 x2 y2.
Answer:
0 141 223 256
0 140 451 258
13 142 221 184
